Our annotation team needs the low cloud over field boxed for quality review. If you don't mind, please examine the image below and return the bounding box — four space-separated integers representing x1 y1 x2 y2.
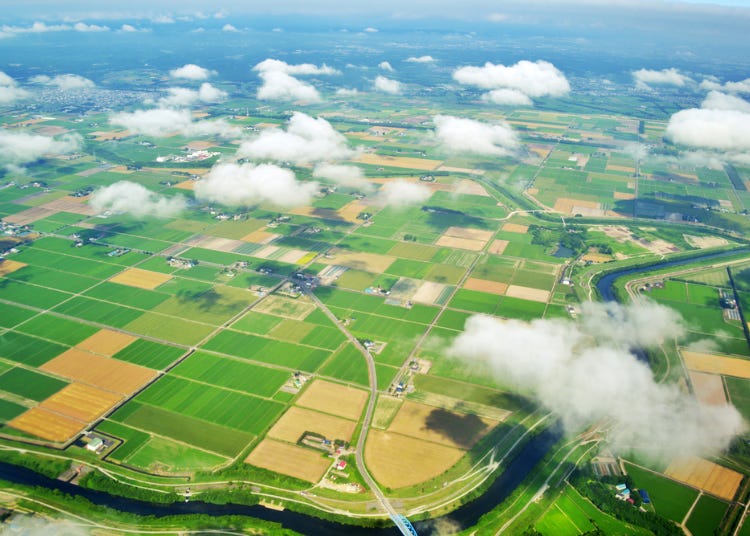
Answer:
30 74 94 90
666 92 750 153
632 67 691 89
375 179 431 207
700 77 750 95
238 112 353 164
195 162 317 208
169 63 213 80
90 181 186 218
0 130 81 167
433 115 520 157
453 60 569 104
0 71 30 103
449 302 744 461
313 163 371 191
109 107 239 138
374 75 401 94
253 59 339 102
156 83 227 107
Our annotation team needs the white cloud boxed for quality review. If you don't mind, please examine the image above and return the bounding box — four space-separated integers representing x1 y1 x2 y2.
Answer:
157 83 227 107
238 112 353 164
374 75 401 94
488 12 509 22
702 91 750 113
109 108 239 138
90 181 186 218
633 67 691 89
335 88 359 96
378 61 394 72
222 23 239 32
30 74 95 90
253 59 340 76
252 59 338 103
151 15 174 23
364 27 378 33
453 60 570 101
449 301 744 462
433 115 520 157
313 163 372 191
169 64 212 80
73 22 109 32
1 22 72 33
119 24 146 32
195 163 318 208
481 88 533 106
0 131 81 167
0 71 30 104
375 180 431 207
666 108 750 152
700 77 750 95
256 71 321 102
405 55 435 63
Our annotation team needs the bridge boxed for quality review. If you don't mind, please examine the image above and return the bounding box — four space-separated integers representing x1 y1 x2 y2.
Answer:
390 514 418 535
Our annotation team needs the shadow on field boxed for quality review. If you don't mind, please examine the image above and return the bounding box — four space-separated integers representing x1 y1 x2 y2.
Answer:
424 408 488 449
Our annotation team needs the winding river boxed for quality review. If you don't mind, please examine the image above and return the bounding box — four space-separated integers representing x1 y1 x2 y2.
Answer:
2 247 745 534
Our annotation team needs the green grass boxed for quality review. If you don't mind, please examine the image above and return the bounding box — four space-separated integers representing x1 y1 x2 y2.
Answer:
449 289 499 314
231 311 284 335
134 375 284 435
561 485 651 535
685 494 727 536
412 374 526 410
124 436 227 472
121 403 252 457
0 304 37 329
15 314 98 346
0 332 66 367
84 282 170 310
0 368 67 401
172 351 289 397
3 265 99 293
125 313 215 345
319 345 369 386
424 263 466 285
151 286 250 326
497 296 548 320
623 462 699 522
54 297 143 328
387 241 439 262
725 377 750 422
0 280 72 309
384 258 431 279
0 399 28 421
95 420 151 462
111 339 185 370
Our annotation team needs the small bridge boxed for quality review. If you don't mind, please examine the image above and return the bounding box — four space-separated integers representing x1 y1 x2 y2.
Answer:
390 514 418 535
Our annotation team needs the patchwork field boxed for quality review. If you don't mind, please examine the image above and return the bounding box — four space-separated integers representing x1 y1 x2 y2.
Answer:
365 429 464 489
38 383 121 423
245 438 331 483
464 278 507 296
682 350 750 379
296 380 369 421
320 249 396 273
268 406 356 443
76 329 137 356
8 407 84 442
109 268 173 290
665 457 743 501
689 371 727 405
0 260 26 275
353 153 443 170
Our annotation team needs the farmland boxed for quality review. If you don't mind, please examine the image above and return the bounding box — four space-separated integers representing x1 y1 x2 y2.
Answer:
0 28 749 535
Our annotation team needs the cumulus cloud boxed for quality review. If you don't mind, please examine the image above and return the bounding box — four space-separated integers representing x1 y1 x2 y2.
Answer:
633 68 691 90
73 22 109 32
700 77 750 95
313 163 372 191
119 24 146 33
157 83 228 107
375 180 431 208
238 112 353 164
378 61 394 72
151 15 174 23
374 75 401 94
453 60 570 101
405 55 436 63
1 21 72 33
30 74 94 90
481 88 533 106
335 88 359 96
252 60 338 103
0 131 81 167
222 23 239 32
449 301 745 461
169 64 212 80
364 27 378 33
488 12 510 22
433 115 520 157
0 71 30 104
253 59 340 76
666 108 750 152
701 91 750 113
256 71 321 102
90 181 186 218
109 108 239 138
195 163 317 208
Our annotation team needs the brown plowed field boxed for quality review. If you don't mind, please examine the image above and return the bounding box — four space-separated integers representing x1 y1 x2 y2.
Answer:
296 380 368 421
245 439 331 483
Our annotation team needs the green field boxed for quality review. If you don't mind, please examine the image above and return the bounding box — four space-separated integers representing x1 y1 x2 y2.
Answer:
623 462 699 522
685 494 728 536
0 368 67 401
112 339 186 370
